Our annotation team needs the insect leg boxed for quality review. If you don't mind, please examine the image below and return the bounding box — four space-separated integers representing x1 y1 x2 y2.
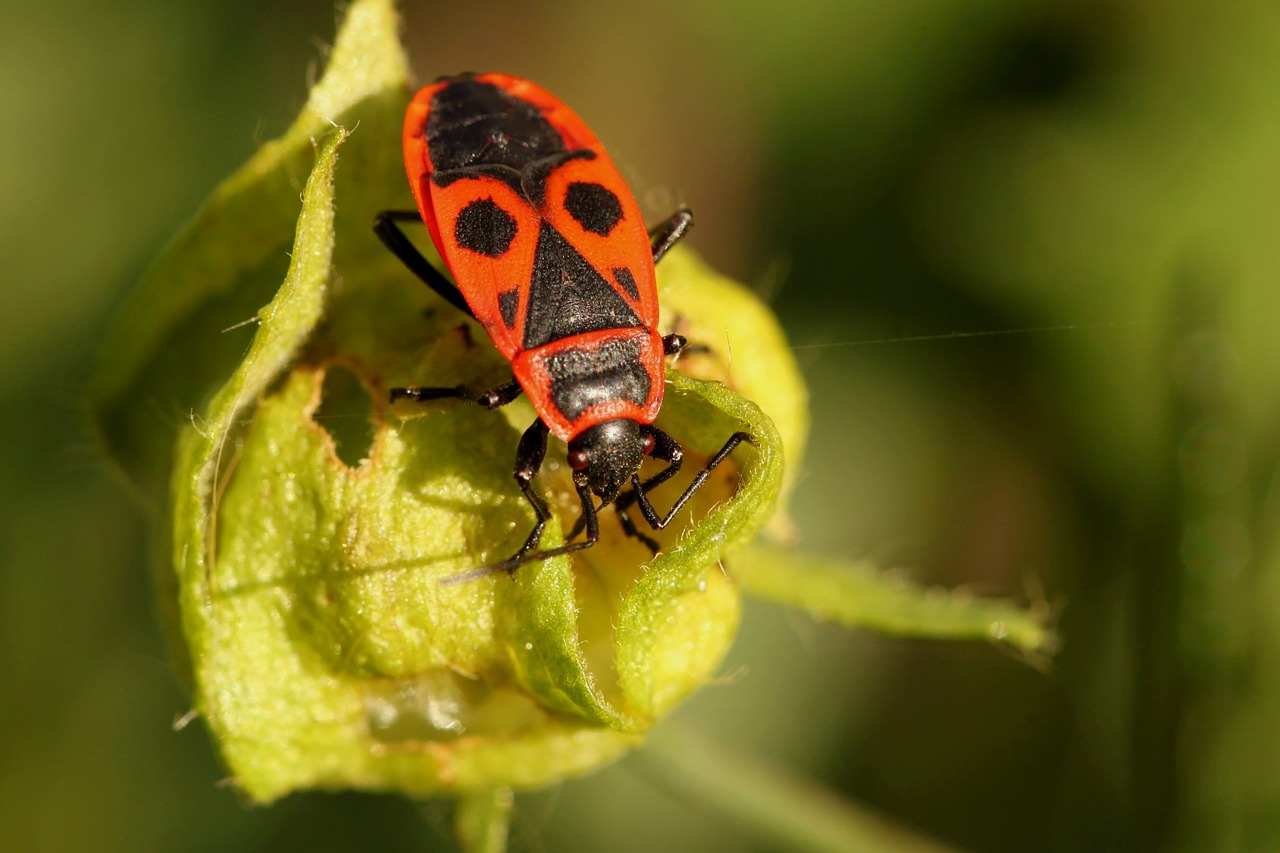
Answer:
487 470 600 575
507 419 553 560
632 431 753 531
648 208 694 264
633 424 685 496
616 507 661 555
374 210 475 319
663 329 711 359
389 380 523 409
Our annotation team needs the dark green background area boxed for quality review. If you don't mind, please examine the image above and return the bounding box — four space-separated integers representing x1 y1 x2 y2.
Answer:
5 0 1277 850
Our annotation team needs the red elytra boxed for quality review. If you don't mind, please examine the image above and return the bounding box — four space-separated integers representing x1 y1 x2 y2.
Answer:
375 72 749 574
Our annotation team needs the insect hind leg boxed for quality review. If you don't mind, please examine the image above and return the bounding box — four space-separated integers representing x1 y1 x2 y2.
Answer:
374 209 475 320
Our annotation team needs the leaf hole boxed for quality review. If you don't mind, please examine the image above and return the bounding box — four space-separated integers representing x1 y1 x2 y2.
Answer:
313 365 376 467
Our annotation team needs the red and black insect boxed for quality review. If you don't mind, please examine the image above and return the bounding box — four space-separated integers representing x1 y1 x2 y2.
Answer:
375 72 749 573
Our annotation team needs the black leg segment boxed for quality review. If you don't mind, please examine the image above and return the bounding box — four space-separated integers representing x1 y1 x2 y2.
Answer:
631 430 753 531
507 419 554 563
374 209 475 319
630 424 685 499
486 469 601 575
573 423 683 541
389 379 523 409
649 208 694 265
616 507 660 555
663 331 711 359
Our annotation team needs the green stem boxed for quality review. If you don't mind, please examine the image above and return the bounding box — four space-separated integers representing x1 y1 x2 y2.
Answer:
634 722 957 853
454 788 513 853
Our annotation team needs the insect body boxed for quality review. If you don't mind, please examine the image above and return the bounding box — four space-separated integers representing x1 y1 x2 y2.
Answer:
375 72 748 573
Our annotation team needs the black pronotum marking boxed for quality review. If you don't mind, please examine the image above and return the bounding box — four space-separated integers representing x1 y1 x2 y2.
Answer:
426 81 609 206
612 267 639 299
426 79 593 205
498 288 519 329
426 79 565 177
523 225 641 349
544 337 651 420
564 181 623 236
454 198 517 257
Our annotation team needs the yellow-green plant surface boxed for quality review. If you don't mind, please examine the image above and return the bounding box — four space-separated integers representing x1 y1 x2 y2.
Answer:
88 0 1051 844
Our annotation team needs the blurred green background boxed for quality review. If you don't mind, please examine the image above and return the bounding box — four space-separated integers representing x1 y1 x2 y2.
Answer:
6 0 1279 849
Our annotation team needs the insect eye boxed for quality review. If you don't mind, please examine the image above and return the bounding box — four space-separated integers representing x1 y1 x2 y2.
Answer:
568 449 590 470
642 434 655 454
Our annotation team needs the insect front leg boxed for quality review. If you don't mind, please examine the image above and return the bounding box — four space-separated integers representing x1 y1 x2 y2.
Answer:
488 468 600 575
632 430 754 531
616 506 661 555
633 424 685 496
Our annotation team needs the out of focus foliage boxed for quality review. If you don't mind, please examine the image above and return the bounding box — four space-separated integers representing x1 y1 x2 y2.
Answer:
5 0 1279 850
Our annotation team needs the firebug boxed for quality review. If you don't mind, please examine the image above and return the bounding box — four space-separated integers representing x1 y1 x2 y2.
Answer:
375 72 749 573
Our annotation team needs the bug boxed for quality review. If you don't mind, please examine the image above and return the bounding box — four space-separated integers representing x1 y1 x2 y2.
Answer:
375 72 750 573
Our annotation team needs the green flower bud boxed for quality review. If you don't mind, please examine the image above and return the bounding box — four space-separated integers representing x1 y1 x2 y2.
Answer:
90 0 801 803
91 4 1055 824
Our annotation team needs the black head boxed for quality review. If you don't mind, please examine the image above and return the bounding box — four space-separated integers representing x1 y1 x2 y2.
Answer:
567 419 648 504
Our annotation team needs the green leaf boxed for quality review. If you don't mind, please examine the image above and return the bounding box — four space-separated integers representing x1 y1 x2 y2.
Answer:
170 132 349 800
731 545 1057 658
614 373 782 721
655 249 809 540
87 0 409 496
172 266 781 800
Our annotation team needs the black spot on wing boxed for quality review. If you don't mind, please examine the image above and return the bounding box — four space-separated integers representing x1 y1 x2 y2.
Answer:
523 224 642 349
564 181 623 236
454 198 517 257
612 267 639 299
498 288 519 329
